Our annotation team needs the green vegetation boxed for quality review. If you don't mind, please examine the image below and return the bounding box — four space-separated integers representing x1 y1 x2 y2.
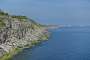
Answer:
0 48 22 60
0 19 5 27
0 11 8 16
12 15 27 19
31 40 40 46
11 15 28 22
40 34 49 41
31 34 49 46
42 35 49 40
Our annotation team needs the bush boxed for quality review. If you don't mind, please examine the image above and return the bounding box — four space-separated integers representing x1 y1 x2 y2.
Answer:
0 11 8 16
12 15 27 19
0 19 5 27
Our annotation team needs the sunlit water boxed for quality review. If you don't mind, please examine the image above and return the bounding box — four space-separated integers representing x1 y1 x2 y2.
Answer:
12 27 90 60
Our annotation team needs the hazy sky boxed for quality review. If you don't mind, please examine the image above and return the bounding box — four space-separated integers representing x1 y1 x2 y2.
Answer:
0 0 90 25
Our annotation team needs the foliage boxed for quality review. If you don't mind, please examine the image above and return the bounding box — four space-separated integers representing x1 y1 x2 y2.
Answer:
0 11 8 16
31 40 40 46
0 48 22 60
0 19 5 27
12 15 27 19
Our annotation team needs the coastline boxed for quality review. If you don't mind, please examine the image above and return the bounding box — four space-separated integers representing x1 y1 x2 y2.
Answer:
0 10 50 60
0 27 50 60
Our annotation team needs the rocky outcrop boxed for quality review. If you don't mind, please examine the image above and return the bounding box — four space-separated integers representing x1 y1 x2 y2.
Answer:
0 11 49 58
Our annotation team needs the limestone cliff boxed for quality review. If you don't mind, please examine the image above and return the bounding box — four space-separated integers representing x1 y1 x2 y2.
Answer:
0 10 49 58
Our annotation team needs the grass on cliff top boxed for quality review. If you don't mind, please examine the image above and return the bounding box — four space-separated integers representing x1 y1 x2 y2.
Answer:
11 15 29 22
0 10 42 28
12 15 27 19
0 11 8 16
0 19 5 28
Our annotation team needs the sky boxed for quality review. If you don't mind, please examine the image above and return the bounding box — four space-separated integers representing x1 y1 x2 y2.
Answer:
0 0 90 25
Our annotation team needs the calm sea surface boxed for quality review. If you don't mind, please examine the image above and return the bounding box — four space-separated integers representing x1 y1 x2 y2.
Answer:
12 27 90 60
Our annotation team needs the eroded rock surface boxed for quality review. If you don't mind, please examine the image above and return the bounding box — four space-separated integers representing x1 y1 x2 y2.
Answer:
0 10 49 57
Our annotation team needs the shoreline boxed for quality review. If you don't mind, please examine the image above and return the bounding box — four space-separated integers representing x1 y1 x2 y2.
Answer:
0 28 50 60
0 10 51 60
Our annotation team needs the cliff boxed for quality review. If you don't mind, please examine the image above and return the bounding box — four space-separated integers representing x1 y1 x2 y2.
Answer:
0 10 49 59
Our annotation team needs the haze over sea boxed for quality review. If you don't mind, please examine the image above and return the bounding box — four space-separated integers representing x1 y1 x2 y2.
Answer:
0 0 90 25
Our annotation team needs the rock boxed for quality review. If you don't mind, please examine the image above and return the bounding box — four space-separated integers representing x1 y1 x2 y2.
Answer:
0 10 49 58
0 48 5 57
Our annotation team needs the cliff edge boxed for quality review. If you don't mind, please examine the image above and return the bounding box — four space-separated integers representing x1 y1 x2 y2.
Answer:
0 10 49 59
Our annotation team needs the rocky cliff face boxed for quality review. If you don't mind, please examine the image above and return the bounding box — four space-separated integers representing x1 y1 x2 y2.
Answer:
0 11 49 58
